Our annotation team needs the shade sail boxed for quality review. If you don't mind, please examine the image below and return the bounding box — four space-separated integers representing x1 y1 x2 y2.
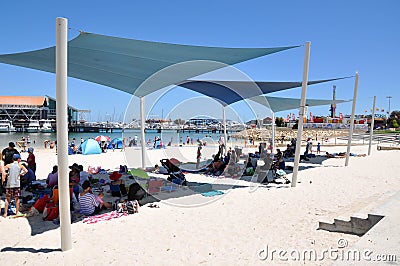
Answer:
250 95 349 112
176 77 350 106
0 32 298 95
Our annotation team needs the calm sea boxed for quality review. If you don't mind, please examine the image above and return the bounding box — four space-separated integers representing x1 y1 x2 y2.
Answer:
0 129 232 150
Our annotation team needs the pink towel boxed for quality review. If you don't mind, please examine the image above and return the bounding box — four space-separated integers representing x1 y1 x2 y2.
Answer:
83 211 128 224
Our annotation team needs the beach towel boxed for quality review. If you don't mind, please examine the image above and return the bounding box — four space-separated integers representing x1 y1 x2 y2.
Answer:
128 168 150 179
161 185 178 193
83 211 128 224
190 183 212 193
201 190 224 197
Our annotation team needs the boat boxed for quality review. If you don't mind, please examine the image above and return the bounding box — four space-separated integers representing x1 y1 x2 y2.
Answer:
26 120 40 133
40 119 53 133
0 120 12 133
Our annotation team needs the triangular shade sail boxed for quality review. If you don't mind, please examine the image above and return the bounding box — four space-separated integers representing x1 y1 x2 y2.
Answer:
177 77 350 106
250 95 349 113
0 32 298 95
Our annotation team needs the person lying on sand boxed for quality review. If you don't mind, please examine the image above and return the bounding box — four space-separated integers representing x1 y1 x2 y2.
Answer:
325 152 366 158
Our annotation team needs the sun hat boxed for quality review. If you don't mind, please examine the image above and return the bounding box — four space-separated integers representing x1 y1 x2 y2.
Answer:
109 171 123 181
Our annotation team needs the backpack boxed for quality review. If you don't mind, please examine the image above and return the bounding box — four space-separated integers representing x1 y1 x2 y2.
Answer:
127 183 147 201
119 165 128 173
245 167 255 176
115 202 127 213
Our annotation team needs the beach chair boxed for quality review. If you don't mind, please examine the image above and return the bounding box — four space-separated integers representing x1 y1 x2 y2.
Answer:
147 179 163 194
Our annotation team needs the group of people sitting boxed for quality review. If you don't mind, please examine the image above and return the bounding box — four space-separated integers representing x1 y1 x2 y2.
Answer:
283 139 297 158
43 162 117 216
201 144 289 179
203 146 236 176
243 149 286 177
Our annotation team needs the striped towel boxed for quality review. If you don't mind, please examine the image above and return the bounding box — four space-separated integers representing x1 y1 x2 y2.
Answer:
83 211 128 224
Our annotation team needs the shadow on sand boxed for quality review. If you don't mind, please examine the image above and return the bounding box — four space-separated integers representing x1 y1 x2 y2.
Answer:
20 155 329 237
1 247 61 254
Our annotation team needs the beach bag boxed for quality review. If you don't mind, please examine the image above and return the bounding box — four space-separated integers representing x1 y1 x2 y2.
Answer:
116 202 128 213
26 206 40 217
276 169 286 177
126 200 139 214
7 200 16 215
127 183 147 201
119 165 128 173
43 203 59 221
245 167 255 176
33 194 50 213
52 186 73 204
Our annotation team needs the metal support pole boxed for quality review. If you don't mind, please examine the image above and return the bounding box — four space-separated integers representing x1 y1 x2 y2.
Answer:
368 96 376 155
140 96 146 169
292 42 311 187
271 112 275 153
222 106 227 155
345 72 359 166
56 17 72 251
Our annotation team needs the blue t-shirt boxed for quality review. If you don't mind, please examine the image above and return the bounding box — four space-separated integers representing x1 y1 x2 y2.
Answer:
23 167 36 184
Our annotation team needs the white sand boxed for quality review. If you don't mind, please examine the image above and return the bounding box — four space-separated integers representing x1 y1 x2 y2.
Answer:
0 141 399 265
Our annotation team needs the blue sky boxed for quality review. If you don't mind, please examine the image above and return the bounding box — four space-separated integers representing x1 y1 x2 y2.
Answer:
0 1 399 122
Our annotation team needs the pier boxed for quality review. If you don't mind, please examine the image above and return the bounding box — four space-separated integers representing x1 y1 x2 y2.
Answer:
68 125 122 133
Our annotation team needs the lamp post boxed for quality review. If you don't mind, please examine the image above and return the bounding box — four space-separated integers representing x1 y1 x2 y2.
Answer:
386 96 392 128
386 96 392 117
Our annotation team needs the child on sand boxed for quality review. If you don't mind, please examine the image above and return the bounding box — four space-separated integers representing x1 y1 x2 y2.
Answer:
95 192 112 209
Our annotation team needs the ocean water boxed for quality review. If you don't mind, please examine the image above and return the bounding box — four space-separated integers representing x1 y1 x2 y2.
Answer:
0 129 233 150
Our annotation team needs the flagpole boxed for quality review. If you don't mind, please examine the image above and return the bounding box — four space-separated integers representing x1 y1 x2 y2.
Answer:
368 96 376 156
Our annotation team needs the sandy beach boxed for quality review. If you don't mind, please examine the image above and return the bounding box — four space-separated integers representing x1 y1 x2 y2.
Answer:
0 138 399 265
